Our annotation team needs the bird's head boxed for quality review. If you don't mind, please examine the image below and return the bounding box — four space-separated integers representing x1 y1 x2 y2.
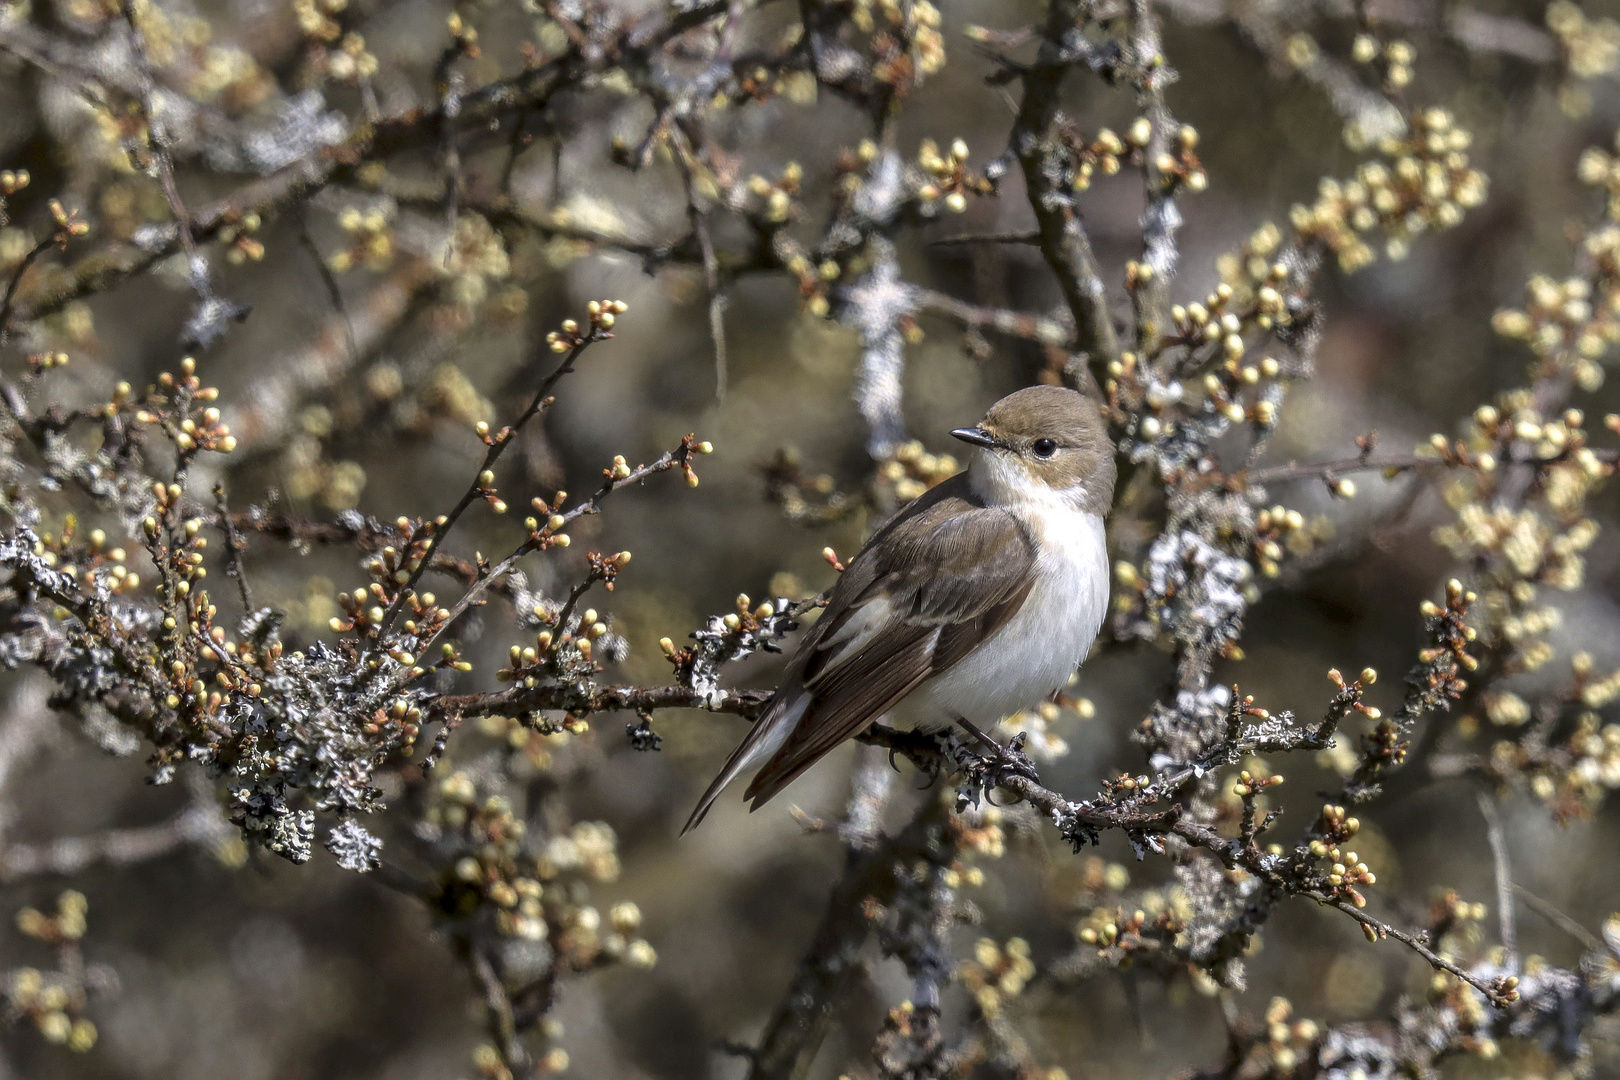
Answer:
951 385 1116 514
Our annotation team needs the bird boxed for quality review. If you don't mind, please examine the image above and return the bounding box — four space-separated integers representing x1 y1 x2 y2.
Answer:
683 384 1115 834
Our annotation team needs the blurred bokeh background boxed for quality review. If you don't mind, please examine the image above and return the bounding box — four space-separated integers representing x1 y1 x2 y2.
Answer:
1 0 1619 1076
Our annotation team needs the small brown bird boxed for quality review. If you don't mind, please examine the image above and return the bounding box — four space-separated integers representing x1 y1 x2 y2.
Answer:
684 386 1115 833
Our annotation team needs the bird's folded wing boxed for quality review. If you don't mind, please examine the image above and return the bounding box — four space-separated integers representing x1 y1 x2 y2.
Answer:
744 492 1036 808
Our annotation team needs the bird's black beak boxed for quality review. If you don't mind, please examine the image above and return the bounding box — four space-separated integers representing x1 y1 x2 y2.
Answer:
950 426 998 449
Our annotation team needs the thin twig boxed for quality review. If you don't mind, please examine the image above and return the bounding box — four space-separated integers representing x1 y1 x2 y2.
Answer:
0 802 225 882
297 220 360 370
928 230 1041 246
1012 0 1124 378
1477 793 1518 968
404 438 699 668
371 331 603 642
212 482 254 613
0 235 54 342
1512 884 1603 953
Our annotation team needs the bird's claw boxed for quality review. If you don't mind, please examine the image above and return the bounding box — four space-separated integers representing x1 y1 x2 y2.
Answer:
952 718 1043 808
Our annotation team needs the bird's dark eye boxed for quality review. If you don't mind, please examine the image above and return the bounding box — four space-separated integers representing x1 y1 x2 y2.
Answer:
1032 438 1058 458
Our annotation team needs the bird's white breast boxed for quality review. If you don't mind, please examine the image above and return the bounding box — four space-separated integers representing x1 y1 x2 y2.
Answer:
913 502 1108 725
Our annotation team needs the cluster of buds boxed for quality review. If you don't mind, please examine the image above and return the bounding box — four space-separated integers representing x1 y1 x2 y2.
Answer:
729 62 807 106
742 162 802 224
331 582 441 663
554 876 653 967
518 490 571 549
760 446 863 526
1100 770 1155 798
1417 894 1519 1022
1070 855 1132 899
996 692 1094 762
1188 343 1284 428
428 773 654 982
950 801 1005 860
1171 279 1275 351
913 137 990 213
1482 688 1536 727
1100 352 1196 443
1315 668 1383 775
444 215 512 313
1577 130 1620 220
124 357 237 454
1493 263 1620 391
1075 904 1187 963
1556 711 1620 802
15 891 87 946
47 199 90 245
1159 126 1208 194
1249 503 1323 578
545 299 625 353
956 937 1035 1019
1067 125 1129 193
6 892 98 1052
1482 684 1620 819
852 0 945 83
362 694 423 751
1309 802 1363 853
329 205 394 273
26 351 69 374
782 245 837 319
877 439 960 503
1429 888 1489 945
1106 237 1307 460
1290 108 1485 270
1072 119 1207 195
501 591 623 686
1212 222 1307 335
1350 33 1416 92
537 820 622 885
1577 651 1620 709
1432 408 1607 658
1430 401 1552 474
445 11 480 57
1317 840 1376 909
1406 580 1477 710
673 592 775 648
293 0 345 42
0 166 29 225
663 592 805 709
218 211 264 264
323 31 380 82
1549 1 1620 76
134 504 293 736
33 521 141 600
474 710 569 771
436 787 550 938
1230 766 1284 801
472 468 506 514
328 517 435 628
1253 997 1321 1073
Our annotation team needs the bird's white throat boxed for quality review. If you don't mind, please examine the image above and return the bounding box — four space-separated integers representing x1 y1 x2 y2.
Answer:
967 445 1100 515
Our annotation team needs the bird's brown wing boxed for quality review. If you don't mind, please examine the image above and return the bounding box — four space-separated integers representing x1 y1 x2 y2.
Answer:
743 476 1036 809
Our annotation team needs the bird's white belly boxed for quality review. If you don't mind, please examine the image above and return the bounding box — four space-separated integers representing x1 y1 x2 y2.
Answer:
913 509 1108 725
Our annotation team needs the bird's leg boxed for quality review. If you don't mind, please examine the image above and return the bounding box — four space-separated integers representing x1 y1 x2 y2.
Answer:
914 727 966 790
952 717 1042 787
863 722 955 784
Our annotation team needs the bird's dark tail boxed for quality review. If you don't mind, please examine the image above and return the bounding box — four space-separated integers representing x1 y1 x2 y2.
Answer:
680 691 806 834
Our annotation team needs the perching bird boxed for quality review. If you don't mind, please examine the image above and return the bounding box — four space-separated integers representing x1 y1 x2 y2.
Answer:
683 385 1115 833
